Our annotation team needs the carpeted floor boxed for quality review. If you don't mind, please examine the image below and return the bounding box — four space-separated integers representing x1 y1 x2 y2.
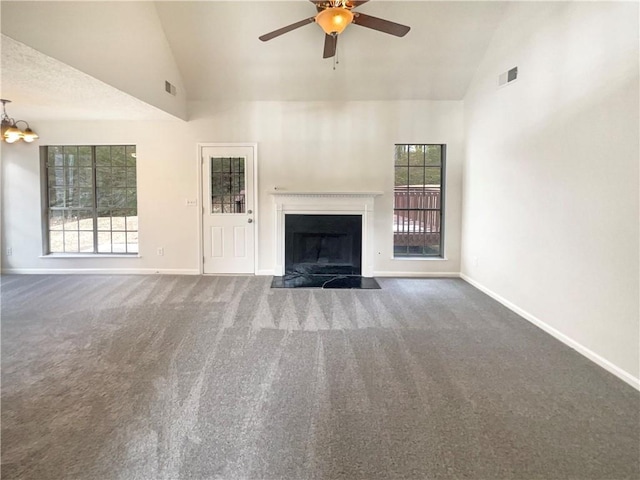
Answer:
1 274 638 479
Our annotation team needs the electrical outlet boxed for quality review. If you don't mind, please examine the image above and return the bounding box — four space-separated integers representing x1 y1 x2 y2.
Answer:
185 199 197 207
6 247 12 257
157 247 164 256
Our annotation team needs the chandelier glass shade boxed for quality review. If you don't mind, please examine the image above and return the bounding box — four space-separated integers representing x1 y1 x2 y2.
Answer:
1 99 38 143
315 7 354 35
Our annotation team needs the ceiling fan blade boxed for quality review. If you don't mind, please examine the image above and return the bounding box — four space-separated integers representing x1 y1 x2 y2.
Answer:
323 34 337 58
352 12 410 37
259 16 316 42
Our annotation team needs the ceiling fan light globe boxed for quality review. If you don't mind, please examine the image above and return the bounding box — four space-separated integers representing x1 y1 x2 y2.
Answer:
316 7 354 35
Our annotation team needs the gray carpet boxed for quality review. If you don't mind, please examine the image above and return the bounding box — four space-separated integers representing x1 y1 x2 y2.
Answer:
1 274 638 480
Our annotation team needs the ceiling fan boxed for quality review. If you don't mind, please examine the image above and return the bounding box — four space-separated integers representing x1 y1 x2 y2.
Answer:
259 0 411 59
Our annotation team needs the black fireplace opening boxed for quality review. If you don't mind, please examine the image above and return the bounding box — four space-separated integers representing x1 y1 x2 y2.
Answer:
272 213 380 289
285 214 362 276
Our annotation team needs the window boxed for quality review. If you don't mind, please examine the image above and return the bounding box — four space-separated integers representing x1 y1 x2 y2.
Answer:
394 144 445 257
42 145 138 254
210 157 245 213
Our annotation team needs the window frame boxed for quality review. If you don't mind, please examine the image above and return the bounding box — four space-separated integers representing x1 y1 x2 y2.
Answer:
40 145 138 256
393 143 446 259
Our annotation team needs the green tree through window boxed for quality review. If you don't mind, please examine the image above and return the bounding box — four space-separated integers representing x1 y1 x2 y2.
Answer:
42 145 138 254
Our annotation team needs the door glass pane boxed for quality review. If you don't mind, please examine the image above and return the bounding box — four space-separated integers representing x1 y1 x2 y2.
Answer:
210 157 245 214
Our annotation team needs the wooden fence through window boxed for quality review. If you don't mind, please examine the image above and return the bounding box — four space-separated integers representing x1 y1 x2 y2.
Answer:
394 186 441 247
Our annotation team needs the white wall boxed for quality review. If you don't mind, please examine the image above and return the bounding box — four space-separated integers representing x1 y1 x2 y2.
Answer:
1 1 187 120
462 2 639 383
1 120 197 274
189 101 464 276
1 100 463 276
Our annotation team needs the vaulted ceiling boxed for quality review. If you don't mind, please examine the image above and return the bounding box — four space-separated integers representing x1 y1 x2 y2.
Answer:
154 1 506 101
1 1 507 120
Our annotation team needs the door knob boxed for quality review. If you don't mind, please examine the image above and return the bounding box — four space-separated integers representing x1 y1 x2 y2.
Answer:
248 218 253 223
247 209 253 214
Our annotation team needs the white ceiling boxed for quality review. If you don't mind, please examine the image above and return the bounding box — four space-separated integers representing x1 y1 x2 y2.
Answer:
156 1 507 101
0 1 508 120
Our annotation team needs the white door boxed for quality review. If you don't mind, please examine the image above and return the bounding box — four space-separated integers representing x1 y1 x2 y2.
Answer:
201 145 256 274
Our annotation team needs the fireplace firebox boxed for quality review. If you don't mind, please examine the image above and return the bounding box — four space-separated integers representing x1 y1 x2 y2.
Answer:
285 214 362 276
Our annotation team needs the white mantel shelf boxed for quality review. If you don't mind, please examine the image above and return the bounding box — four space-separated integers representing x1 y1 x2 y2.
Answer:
271 191 381 277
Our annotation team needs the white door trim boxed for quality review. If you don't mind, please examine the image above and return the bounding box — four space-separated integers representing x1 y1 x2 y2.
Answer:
197 143 259 275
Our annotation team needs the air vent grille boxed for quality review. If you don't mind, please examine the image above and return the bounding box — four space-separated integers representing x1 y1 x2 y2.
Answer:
498 67 518 87
165 81 177 96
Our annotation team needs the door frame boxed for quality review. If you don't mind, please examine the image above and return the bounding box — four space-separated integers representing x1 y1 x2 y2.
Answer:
197 143 259 275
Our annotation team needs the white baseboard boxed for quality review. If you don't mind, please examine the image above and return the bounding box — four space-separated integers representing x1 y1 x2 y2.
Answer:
1 268 200 275
460 273 640 391
256 269 275 276
374 271 460 278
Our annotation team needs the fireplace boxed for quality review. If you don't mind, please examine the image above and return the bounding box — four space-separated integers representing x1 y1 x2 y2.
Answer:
271 191 382 278
285 214 362 276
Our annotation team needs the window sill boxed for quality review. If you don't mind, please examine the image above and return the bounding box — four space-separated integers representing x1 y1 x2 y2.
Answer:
40 254 141 259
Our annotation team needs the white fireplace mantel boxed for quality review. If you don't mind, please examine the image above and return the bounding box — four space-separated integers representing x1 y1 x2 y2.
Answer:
271 191 383 277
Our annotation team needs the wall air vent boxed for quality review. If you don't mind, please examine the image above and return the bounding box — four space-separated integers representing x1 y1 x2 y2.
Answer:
498 67 518 87
165 81 177 96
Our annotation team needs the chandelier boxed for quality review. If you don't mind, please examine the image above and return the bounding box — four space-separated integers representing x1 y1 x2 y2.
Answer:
1 99 39 143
